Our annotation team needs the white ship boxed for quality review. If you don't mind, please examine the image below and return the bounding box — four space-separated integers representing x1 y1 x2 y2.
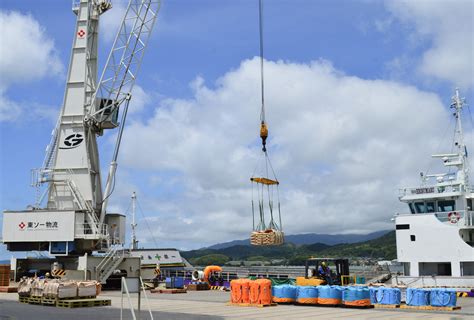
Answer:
396 89 474 285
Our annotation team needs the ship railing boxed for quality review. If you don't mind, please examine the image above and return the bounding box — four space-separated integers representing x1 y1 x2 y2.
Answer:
399 184 462 197
435 210 474 227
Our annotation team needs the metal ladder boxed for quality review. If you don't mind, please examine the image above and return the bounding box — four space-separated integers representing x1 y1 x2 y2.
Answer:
96 246 125 284
66 176 106 240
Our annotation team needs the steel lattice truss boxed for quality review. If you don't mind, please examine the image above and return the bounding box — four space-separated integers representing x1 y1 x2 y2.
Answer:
89 0 160 126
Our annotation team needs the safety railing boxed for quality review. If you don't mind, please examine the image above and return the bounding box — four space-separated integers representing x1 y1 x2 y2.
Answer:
434 210 474 227
75 223 109 239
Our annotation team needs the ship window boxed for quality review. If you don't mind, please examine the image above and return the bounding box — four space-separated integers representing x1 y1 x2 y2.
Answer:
426 202 435 213
410 235 416 241
437 200 455 212
164 254 169 259
148 255 152 260
396 224 410 230
415 202 426 213
467 199 472 211
409 203 415 214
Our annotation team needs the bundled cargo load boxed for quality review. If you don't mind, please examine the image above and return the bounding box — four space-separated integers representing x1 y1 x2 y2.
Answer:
372 287 401 305
17 277 34 297
318 285 343 305
57 281 78 299
30 279 46 297
406 288 430 306
342 287 371 307
17 277 100 300
230 279 251 304
430 289 457 307
78 281 99 297
296 286 318 304
43 280 60 298
272 284 297 303
249 279 272 305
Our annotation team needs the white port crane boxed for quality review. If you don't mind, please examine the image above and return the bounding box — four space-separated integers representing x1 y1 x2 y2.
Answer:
3 0 160 255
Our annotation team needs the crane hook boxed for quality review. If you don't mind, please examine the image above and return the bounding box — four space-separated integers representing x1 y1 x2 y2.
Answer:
260 121 268 152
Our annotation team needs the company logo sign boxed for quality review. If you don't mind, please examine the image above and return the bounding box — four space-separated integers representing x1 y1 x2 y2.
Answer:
18 221 59 231
59 133 84 149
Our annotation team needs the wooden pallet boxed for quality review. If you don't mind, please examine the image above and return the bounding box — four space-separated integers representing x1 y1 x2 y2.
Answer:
187 284 209 291
228 302 277 308
373 304 400 309
400 305 461 311
41 297 57 306
56 298 111 308
28 296 43 305
18 296 29 304
150 288 187 294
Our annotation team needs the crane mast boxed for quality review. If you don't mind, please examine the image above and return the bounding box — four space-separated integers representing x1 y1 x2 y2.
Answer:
2 0 160 255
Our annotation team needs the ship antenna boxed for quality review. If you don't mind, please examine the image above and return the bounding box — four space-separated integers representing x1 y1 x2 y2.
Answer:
451 88 469 191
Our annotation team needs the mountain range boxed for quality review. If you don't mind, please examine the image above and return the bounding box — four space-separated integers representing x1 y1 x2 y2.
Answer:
206 230 390 249
182 230 396 265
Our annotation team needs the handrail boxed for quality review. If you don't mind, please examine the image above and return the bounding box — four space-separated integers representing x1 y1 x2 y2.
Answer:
397 210 474 227
399 183 464 197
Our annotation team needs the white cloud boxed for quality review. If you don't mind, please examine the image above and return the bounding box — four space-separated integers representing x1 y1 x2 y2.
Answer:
114 58 451 249
385 0 474 88
0 11 62 86
0 91 21 122
0 10 63 122
100 0 128 43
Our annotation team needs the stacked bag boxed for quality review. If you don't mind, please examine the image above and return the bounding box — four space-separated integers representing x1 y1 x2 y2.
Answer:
370 287 401 305
230 278 272 305
342 287 371 307
17 278 101 300
272 284 297 303
296 286 318 304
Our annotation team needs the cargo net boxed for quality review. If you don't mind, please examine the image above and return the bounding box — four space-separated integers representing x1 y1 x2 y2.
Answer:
250 151 284 246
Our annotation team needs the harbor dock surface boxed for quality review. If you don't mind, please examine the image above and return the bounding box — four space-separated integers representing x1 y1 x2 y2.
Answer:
2 290 474 319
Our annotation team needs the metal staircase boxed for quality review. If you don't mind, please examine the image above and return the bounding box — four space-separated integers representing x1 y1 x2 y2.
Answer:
96 246 126 284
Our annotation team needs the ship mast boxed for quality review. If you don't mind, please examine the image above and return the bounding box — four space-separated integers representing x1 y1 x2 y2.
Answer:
451 88 469 191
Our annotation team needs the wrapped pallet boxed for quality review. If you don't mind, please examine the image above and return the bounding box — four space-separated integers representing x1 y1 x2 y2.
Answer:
96 281 102 296
77 281 98 297
43 280 60 298
30 279 46 297
17 278 33 297
58 280 78 299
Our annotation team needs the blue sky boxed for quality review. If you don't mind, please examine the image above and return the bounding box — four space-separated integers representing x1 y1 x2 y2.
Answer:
0 0 473 257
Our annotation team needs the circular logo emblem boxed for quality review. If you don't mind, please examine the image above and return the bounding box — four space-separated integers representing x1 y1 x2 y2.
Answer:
19 222 26 230
60 133 84 149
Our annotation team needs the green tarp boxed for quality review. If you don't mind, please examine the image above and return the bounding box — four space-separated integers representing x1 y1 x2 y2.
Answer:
248 276 295 286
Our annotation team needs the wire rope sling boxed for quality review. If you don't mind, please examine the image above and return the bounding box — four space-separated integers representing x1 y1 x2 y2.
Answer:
250 0 284 246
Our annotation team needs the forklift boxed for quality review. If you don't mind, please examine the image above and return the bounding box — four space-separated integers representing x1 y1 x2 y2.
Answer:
305 258 350 285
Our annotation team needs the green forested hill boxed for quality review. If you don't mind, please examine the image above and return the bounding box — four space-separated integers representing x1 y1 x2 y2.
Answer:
182 231 396 265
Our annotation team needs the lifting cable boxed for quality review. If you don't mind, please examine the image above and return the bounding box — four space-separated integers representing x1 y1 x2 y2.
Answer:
250 0 283 246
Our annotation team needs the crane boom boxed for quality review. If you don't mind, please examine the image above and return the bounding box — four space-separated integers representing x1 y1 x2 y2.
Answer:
94 0 161 223
86 0 161 133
